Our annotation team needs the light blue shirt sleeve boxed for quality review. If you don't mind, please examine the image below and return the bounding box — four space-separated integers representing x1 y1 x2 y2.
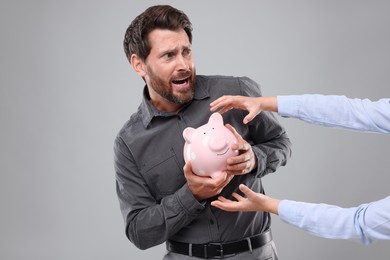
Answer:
276 94 390 244
277 95 390 133
278 196 390 244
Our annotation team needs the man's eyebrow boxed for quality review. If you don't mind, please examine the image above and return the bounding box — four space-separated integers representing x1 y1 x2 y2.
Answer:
161 47 179 54
160 44 191 55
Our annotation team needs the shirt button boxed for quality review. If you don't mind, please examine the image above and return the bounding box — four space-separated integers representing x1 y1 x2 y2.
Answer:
210 219 214 225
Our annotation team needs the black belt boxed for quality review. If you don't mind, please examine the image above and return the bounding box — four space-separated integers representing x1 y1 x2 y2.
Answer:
166 230 272 259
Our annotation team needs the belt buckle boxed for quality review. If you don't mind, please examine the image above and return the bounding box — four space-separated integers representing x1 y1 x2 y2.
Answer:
208 242 236 259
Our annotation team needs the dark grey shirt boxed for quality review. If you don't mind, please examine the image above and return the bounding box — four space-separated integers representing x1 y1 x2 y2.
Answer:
114 75 292 250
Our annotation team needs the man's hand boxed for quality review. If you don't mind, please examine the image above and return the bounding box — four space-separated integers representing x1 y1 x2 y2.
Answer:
184 161 233 201
225 124 257 175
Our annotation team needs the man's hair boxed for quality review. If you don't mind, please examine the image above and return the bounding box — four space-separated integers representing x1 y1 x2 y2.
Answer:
123 5 193 64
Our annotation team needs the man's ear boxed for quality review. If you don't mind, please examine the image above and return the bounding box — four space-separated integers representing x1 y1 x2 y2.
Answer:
131 54 147 77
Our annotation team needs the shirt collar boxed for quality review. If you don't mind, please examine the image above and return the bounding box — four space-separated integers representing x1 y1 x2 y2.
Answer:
140 77 210 128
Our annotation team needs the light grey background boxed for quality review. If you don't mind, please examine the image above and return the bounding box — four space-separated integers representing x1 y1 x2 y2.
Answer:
1 0 388 259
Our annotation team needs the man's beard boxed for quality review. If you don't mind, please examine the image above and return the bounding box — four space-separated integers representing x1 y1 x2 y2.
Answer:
147 67 196 105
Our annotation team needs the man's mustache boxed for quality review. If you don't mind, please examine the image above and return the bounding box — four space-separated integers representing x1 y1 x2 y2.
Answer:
173 70 193 79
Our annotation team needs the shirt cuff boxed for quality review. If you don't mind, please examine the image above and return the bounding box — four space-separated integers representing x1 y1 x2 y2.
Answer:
175 183 205 215
278 199 301 225
251 145 267 176
277 95 299 118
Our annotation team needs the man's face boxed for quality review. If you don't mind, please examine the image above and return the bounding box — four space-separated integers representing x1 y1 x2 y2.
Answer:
142 29 196 112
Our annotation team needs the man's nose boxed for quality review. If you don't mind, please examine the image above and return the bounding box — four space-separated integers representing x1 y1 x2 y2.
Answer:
176 55 190 71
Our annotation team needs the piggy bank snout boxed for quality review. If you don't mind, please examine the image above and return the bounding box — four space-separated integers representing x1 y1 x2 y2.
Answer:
209 135 230 151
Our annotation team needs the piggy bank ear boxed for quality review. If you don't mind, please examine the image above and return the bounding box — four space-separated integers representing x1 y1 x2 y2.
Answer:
208 112 224 125
183 127 196 143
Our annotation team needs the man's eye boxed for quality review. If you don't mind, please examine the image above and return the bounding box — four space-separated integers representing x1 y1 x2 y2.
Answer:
183 49 191 56
164 52 174 58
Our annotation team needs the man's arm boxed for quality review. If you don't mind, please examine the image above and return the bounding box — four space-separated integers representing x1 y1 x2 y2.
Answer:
238 77 292 177
114 137 204 249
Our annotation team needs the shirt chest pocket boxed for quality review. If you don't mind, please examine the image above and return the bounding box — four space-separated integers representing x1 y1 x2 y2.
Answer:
140 148 186 200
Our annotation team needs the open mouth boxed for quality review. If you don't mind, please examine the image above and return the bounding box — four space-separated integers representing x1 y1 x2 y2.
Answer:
217 148 229 156
172 77 189 85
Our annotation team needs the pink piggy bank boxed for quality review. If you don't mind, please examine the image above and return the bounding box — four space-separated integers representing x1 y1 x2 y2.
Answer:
183 113 239 178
